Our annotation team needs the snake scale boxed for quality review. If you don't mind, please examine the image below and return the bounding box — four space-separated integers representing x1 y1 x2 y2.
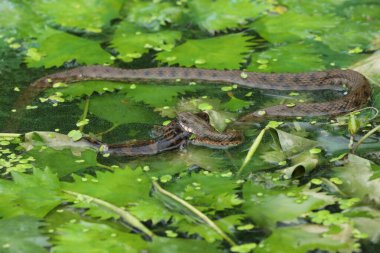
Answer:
16 66 371 152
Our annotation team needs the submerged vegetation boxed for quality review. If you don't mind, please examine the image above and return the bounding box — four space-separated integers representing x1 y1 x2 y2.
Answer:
0 0 380 252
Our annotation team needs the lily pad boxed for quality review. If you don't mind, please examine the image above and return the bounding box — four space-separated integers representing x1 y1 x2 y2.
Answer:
125 1 183 31
25 30 112 68
32 0 123 32
188 0 270 33
52 221 147 253
250 11 340 43
111 21 181 62
0 1 45 38
332 154 380 205
255 224 356 253
248 43 325 72
86 93 162 125
0 168 62 218
156 33 253 69
0 216 50 253
242 182 335 228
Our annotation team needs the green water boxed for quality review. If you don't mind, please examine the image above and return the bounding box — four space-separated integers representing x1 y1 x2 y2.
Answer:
0 1 380 253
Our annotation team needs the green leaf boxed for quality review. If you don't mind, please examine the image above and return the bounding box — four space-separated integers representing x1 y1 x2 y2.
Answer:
248 43 325 72
51 221 147 253
23 131 95 154
345 206 380 243
231 243 257 253
321 21 380 52
166 172 242 211
275 129 318 155
156 33 252 69
176 220 223 243
32 0 123 32
188 0 270 33
332 154 380 205
242 182 335 228
255 225 357 253
111 21 181 62
45 81 129 101
125 84 197 108
63 167 151 207
279 0 344 15
87 93 162 125
340 3 380 22
126 1 183 31
148 237 224 253
26 147 98 178
0 216 49 253
175 215 243 243
0 168 62 218
223 96 252 112
25 30 112 68
250 11 340 43
0 1 45 39
128 199 174 225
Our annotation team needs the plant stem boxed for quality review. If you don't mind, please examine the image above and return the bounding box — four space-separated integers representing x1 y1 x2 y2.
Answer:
96 124 119 137
79 97 90 132
63 190 154 238
237 127 267 176
96 163 115 171
353 125 380 153
152 181 236 246
0 133 22 138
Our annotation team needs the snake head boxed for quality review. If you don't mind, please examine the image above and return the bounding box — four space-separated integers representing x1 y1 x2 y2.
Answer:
177 112 213 136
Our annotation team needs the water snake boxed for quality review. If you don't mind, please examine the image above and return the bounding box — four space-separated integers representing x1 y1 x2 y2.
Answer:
84 119 191 156
14 66 371 152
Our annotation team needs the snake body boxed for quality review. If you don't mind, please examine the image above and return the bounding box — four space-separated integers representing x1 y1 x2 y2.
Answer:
87 120 190 156
17 66 371 151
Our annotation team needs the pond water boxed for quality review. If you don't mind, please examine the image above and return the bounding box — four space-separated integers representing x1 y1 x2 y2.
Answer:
0 1 379 253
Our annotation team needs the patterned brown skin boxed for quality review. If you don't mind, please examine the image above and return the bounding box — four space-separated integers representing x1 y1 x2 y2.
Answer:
85 120 190 156
16 65 371 149
177 112 243 148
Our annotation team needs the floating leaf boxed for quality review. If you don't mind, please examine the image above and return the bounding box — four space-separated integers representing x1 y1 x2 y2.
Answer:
111 21 181 62
128 199 174 225
248 43 325 72
275 129 318 155
125 84 197 108
26 147 98 178
32 0 123 32
126 1 183 31
223 96 252 112
86 93 162 125
52 221 147 253
25 30 112 68
176 220 224 243
22 131 95 154
46 81 129 101
346 206 380 243
0 1 45 38
279 0 344 15
321 22 380 52
255 224 357 253
0 216 49 253
148 237 224 253
62 167 151 207
332 154 380 205
188 0 270 33
250 11 340 43
242 182 335 228
0 168 62 218
156 33 252 69
166 172 242 211
340 3 380 22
